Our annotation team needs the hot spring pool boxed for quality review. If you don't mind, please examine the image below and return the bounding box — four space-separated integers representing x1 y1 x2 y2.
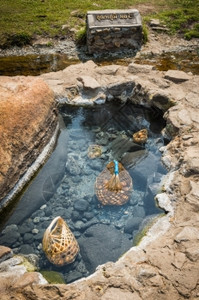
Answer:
0 101 167 283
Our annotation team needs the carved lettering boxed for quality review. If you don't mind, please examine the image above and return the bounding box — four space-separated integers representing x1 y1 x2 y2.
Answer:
96 14 118 21
96 13 134 22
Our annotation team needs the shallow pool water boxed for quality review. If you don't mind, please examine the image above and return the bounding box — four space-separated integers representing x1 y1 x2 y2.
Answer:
0 102 167 283
0 54 79 76
0 47 198 76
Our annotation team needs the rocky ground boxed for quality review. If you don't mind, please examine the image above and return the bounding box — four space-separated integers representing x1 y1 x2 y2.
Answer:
0 29 199 299
0 25 198 61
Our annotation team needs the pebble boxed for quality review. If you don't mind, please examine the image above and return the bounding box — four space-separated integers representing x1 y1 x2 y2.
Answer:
40 204 47 210
33 217 40 224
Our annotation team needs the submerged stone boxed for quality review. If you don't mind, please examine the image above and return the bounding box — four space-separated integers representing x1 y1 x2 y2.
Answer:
78 224 132 272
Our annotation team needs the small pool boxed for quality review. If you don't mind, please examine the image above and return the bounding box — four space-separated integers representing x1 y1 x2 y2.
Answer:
0 102 167 283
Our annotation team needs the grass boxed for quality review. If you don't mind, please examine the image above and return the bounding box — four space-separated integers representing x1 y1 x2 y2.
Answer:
0 0 198 47
147 0 199 39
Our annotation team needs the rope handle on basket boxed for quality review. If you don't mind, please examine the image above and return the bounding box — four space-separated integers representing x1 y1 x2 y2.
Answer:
113 160 119 175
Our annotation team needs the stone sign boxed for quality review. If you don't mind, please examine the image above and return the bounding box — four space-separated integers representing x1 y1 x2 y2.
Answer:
87 9 142 54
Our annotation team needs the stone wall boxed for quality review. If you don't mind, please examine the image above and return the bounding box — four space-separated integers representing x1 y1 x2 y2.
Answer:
87 9 142 54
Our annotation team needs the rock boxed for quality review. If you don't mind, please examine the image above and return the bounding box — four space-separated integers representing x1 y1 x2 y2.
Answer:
0 246 13 263
185 246 199 262
77 76 100 90
71 211 80 221
23 233 34 244
0 76 57 207
175 227 199 243
172 252 186 269
102 288 142 300
73 221 85 231
110 136 144 161
124 216 143 234
152 92 170 107
155 193 173 213
96 65 119 75
129 152 159 188
19 245 35 254
107 81 135 102
121 149 147 168
18 222 34 235
164 70 191 83
150 19 161 27
186 180 199 211
133 206 146 218
128 63 154 74
74 200 89 212
61 24 70 30
0 255 25 272
183 146 199 176
78 224 132 273
0 225 20 246
12 272 48 289
83 211 95 220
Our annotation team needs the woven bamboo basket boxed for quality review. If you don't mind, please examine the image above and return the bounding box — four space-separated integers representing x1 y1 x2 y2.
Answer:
133 129 148 144
95 161 132 206
42 216 79 266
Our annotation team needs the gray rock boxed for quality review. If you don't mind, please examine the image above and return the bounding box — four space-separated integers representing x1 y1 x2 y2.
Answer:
19 244 35 255
0 225 20 246
110 136 144 161
129 152 159 189
152 92 170 106
23 233 34 244
133 206 145 218
130 190 145 206
34 231 44 241
73 221 85 231
164 70 191 83
128 63 154 74
78 224 132 273
83 212 95 220
44 207 52 217
121 150 147 168
18 222 34 235
66 155 82 176
71 211 81 221
124 216 143 234
74 200 89 212
66 271 84 284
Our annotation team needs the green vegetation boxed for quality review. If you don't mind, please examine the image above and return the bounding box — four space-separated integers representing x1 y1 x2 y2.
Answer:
0 0 198 47
152 0 199 39
40 270 65 284
75 26 87 45
142 23 148 44
133 214 165 246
